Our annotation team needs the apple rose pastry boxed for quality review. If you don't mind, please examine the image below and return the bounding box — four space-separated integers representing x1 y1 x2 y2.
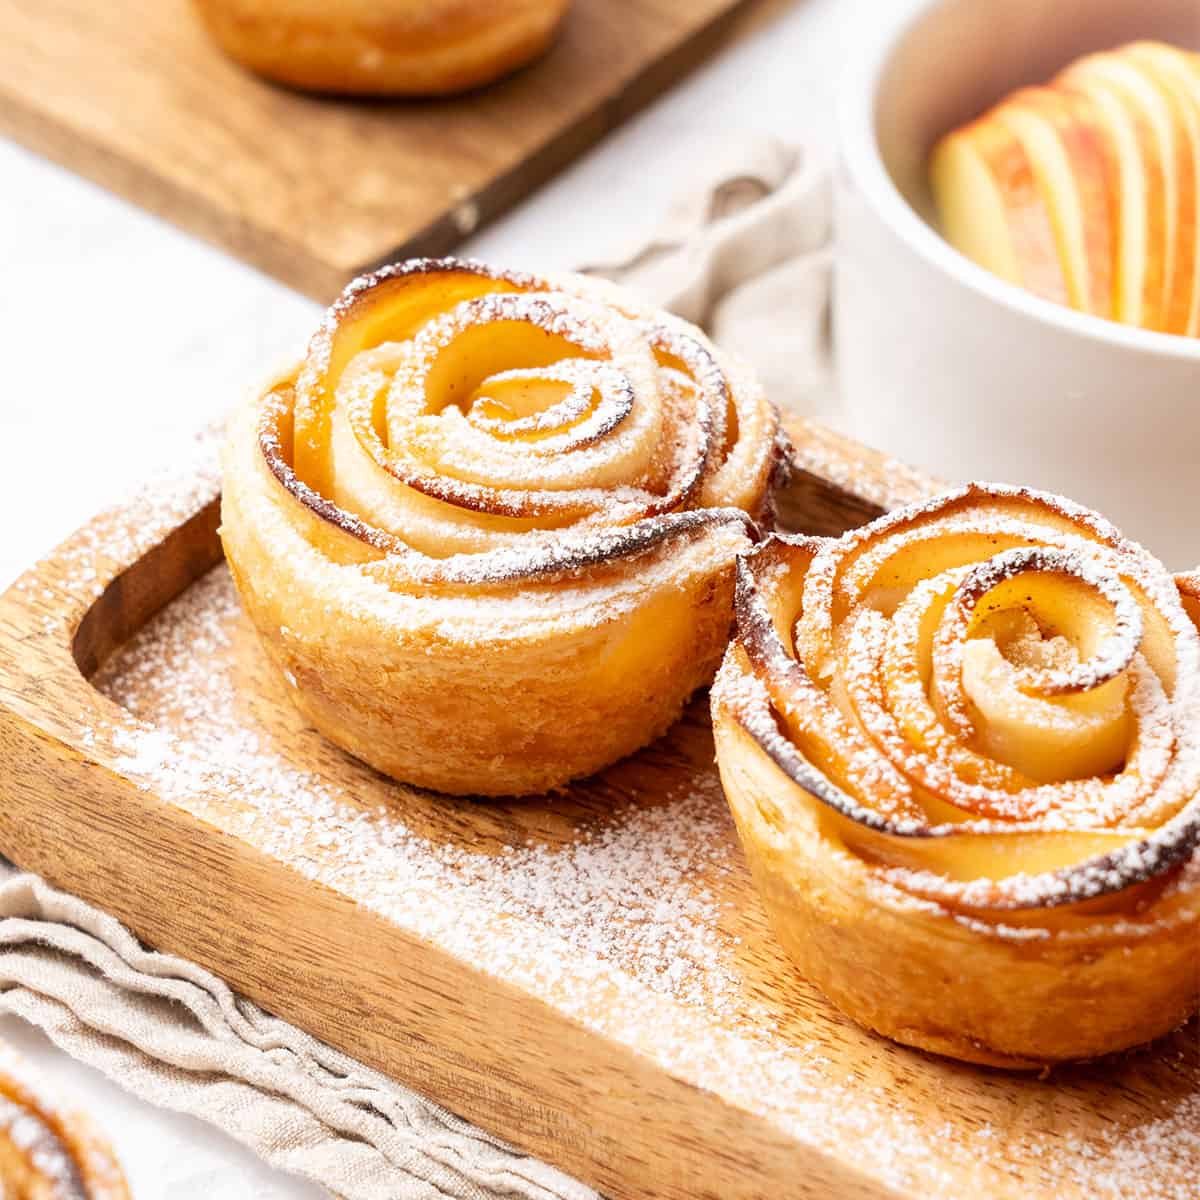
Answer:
222 257 781 796
0 1041 129 1197
712 485 1200 1067
192 0 572 96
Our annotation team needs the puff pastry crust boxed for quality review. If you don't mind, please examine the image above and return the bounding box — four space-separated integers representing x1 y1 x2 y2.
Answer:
0 1042 129 1198
192 0 571 95
712 485 1200 1067
222 257 782 796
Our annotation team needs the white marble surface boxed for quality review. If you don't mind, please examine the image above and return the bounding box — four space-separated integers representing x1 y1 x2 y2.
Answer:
0 0 900 1193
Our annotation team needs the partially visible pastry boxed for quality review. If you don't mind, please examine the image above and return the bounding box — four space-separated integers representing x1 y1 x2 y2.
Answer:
192 0 572 96
712 485 1200 1067
0 1041 130 1198
222 257 782 796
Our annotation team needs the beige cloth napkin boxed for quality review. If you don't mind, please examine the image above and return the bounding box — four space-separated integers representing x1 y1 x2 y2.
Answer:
0 138 833 1198
581 138 835 422
0 872 596 1200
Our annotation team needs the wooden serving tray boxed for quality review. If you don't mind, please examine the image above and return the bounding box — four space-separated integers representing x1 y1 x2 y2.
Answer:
0 0 772 301
0 419 1195 1200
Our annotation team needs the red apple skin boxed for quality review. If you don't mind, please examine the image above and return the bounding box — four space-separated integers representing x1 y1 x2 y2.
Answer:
999 85 1117 319
1059 58 1170 333
932 40 1200 340
1123 43 1200 336
938 115 1072 308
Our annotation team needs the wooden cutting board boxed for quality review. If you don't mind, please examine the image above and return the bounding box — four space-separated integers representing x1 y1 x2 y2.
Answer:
0 0 772 301
0 419 1195 1200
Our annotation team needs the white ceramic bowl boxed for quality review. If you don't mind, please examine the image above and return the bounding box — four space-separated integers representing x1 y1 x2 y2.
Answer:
835 0 1200 568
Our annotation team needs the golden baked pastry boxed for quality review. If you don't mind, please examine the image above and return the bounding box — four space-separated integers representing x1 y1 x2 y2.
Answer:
712 485 1200 1068
222 257 782 796
191 0 572 95
0 1041 129 1198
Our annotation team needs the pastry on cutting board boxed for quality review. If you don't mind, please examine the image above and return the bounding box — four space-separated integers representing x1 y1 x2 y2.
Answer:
192 0 572 95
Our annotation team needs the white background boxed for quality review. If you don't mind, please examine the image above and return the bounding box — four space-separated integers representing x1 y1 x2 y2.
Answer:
0 0 899 1193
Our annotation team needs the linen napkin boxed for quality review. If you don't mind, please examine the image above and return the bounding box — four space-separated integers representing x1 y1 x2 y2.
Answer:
0 870 595 1200
0 138 834 1198
580 137 836 422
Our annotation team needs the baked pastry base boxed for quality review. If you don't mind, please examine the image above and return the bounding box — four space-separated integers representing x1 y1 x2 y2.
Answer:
714 708 1200 1069
192 0 572 95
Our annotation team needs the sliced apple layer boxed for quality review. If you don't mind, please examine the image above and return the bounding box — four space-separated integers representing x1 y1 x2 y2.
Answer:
995 86 1115 318
930 116 1070 307
931 40 1200 337
1124 42 1200 336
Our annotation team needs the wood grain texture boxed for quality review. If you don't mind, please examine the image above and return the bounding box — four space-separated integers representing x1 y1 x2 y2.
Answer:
0 417 1195 1200
0 0 773 301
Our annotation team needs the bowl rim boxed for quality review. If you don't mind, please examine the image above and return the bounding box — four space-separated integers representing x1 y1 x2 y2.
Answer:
838 0 1200 362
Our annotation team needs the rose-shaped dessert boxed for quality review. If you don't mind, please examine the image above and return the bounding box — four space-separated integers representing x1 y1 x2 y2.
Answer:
712 485 1199 1067
192 0 572 96
0 1042 129 1197
222 258 782 795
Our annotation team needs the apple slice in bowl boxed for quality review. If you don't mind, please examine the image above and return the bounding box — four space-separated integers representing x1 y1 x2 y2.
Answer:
929 40 1200 340
1121 42 1200 336
993 87 1115 319
1058 56 1172 333
930 115 1071 309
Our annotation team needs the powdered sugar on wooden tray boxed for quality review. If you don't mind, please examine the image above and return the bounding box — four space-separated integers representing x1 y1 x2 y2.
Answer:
81 561 1199 1199
788 423 939 513
94 568 745 1018
12 423 222 628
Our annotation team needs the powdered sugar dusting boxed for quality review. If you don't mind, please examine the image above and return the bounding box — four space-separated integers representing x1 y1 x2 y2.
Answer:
268 258 778 591
736 484 1200 911
94 569 745 1015
0 1092 88 1196
79 560 1199 1199
14 425 220 601
0 1042 127 1198
788 422 940 513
